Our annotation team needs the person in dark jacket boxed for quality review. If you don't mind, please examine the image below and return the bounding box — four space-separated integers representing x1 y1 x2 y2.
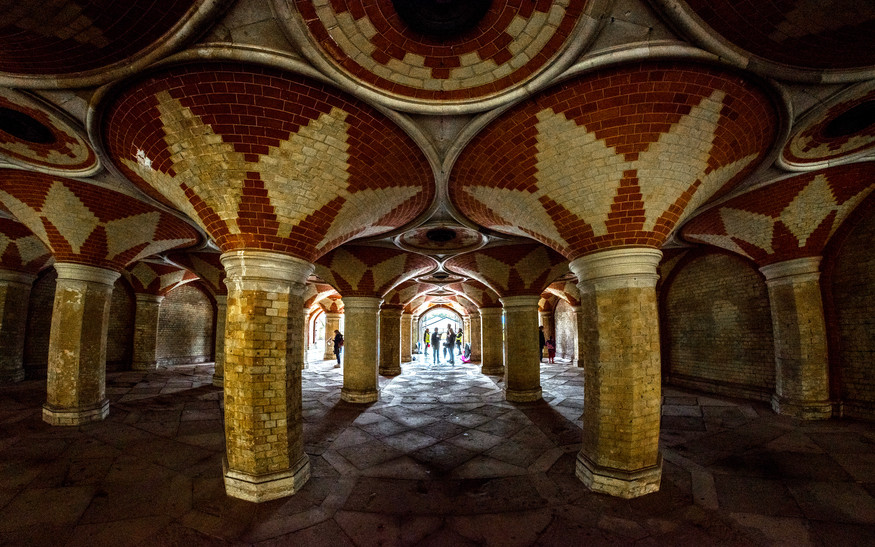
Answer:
539 325 546 362
432 328 442 364
445 326 457 365
333 329 343 368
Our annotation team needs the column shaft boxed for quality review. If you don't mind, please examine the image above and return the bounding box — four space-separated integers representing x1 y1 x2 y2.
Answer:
760 257 831 419
479 307 504 375
469 313 482 362
221 251 313 502
400 312 413 363
43 263 120 426
213 295 227 387
379 307 403 376
502 295 543 402
323 312 342 360
341 296 381 403
0 270 35 383
571 248 663 499
572 305 583 367
132 293 164 371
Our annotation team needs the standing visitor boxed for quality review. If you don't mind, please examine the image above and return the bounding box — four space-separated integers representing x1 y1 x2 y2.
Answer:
546 336 556 364
539 325 546 362
424 328 431 360
333 329 344 368
432 328 442 364
445 326 457 366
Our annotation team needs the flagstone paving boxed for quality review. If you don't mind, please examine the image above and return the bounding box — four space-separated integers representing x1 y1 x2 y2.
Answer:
1 351 874 545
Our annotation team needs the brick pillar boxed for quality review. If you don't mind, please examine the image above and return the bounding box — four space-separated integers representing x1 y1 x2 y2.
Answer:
0 269 35 383
220 250 313 502
462 315 470 352
760 257 832 420
400 312 413 363
501 295 542 402
213 295 227 387
539 309 554 338
131 293 164 371
379 307 403 376
43 263 120 426
570 248 662 499
341 296 381 403
323 312 342 360
301 309 309 370
479 307 504 375
572 305 583 367
469 312 482 362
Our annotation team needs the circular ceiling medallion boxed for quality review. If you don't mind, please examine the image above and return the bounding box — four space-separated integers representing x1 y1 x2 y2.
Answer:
396 222 486 255
782 81 875 170
0 88 98 175
275 0 604 112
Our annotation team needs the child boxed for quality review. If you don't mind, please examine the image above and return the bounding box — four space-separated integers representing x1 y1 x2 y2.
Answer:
546 337 556 364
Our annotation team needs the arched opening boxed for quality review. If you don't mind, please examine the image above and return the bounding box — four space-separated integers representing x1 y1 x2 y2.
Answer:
418 305 465 363
309 308 326 353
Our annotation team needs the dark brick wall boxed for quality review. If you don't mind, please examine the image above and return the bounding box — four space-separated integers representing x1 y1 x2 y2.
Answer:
23 269 54 377
156 283 214 366
107 278 134 371
554 299 577 362
662 251 775 401
830 205 875 419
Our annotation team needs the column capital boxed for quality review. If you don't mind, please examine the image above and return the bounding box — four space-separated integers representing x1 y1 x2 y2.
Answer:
220 250 314 285
479 306 503 318
0 268 36 286
325 311 342 319
570 247 662 289
500 294 541 309
135 293 165 304
380 306 404 318
342 296 383 311
54 263 121 285
759 256 822 284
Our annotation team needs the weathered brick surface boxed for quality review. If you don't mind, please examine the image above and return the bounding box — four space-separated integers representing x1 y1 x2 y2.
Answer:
156 284 214 367
106 277 134 371
378 306 402 376
450 61 777 259
24 269 55 375
126 259 199 296
103 62 434 261
662 252 775 400
502 295 542 401
683 163 875 265
829 202 875 419
0 271 35 382
292 0 585 102
680 0 875 69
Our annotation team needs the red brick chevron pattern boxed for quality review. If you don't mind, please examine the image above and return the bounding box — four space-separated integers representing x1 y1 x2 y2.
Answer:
445 242 568 297
382 280 437 308
0 217 52 274
543 280 581 306
0 1 195 76
783 85 875 166
295 0 584 101
126 259 199 296
303 282 339 310
0 170 200 271
322 294 344 313
103 62 434 262
682 0 875 70
450 61 777 260
314 245 437 297
681 163 875 265
166 251 227 296
0 92 97 173
446 280 501 308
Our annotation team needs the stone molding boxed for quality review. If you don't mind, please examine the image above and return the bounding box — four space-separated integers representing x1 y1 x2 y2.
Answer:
223 454 311 503
570 248 662 290
135 293 166 304
54 263 121 285
0 269 36 286
576 452 663 499
500 294 541 309
220 250 314 286
759 256 822 285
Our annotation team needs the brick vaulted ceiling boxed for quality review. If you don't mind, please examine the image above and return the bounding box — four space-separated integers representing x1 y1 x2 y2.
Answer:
0 0 874 303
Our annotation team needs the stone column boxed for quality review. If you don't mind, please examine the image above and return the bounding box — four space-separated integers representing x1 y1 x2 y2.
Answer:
301 309 309 370
213 295 227 387
462 315 471 352
0 269 35 383
760 257 831 420
570 248 663 499
131 293 164 371
572 305 583 367
220 250 313 502
341 296 381 403
479 307 504 375
501 295 542 402
469 312 482 362
379 307 403 376
400 312 413 363
43 263 120 426
323 312 342 360
539 309 554 338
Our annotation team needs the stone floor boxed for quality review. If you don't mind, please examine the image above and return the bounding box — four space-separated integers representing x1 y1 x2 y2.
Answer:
1 352 875 546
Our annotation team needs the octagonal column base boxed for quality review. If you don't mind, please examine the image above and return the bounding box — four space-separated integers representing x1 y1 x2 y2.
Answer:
481 365 505 375
771 394 832 420
43 398 109 426
223 455 311 502
379 366 402 377
341 387 379 403
505 387 542 402
576 452 662 499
